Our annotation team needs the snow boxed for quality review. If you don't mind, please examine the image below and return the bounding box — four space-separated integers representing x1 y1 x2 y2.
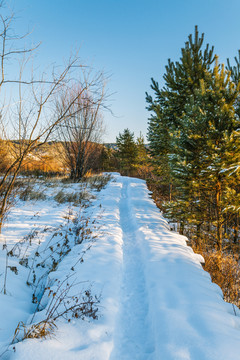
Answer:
0 174 240 359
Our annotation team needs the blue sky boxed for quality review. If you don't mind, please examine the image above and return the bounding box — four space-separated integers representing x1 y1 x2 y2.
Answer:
8 0 240 142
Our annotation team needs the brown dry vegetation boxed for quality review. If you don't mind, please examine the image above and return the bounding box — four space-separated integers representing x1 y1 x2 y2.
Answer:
21 142 65 174
0 141 64 175
192 245 240 308
0 141 105 176
0 140 11 172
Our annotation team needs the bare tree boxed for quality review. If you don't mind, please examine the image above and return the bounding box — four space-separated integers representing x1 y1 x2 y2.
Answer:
56 77 105 181
0 9 101 231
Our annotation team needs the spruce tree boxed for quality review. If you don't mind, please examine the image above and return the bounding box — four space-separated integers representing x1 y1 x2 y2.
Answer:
116 129 138 175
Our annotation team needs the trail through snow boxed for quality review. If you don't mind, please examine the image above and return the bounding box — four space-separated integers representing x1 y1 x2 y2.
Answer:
110 177 154 360
1 174 240 360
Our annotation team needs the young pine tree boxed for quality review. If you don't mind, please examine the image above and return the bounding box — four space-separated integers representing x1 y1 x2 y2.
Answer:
146 26 215 200
116 129 138 175
170 62 240 249
147 26 240 249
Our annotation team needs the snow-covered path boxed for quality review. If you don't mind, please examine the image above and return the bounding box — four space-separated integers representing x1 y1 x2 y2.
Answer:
110 176 240 360
5 174 240 360
110 177 154 360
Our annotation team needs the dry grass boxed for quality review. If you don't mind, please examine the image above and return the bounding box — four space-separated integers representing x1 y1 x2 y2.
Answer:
13 320 57 341
20 187 47 201
192 243 240 307
86 173 112 192
54 189 93 205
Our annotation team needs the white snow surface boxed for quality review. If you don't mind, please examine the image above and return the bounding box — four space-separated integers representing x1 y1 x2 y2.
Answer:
0 174 240 359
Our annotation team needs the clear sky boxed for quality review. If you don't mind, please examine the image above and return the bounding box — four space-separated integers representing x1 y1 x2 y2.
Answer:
7 0 240 142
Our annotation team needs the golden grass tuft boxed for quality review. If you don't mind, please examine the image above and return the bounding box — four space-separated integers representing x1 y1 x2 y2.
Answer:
192 243 240 307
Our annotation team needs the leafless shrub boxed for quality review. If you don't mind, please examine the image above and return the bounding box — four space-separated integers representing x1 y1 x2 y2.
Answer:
12 277 100 342
0 187 101 352
55 78 107 181
0 227 41 295
26 209 99 307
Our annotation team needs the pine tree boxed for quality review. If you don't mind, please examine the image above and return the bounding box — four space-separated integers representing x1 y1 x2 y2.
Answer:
166 62 240 249
116 129 138 175
146 26 215 195
136 134 148 165
146 26 240 249
195 64 240 249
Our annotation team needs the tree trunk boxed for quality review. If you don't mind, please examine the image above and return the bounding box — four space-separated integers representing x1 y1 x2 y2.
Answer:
0 158 23 232
215 180 222 251
233 214 239 244
169 182 172 202
179 222 184 235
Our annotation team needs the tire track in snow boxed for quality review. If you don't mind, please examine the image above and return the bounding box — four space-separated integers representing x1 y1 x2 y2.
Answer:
110 177 155 360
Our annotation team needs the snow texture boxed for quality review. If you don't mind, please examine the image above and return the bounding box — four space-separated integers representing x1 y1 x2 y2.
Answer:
0 174 240 359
